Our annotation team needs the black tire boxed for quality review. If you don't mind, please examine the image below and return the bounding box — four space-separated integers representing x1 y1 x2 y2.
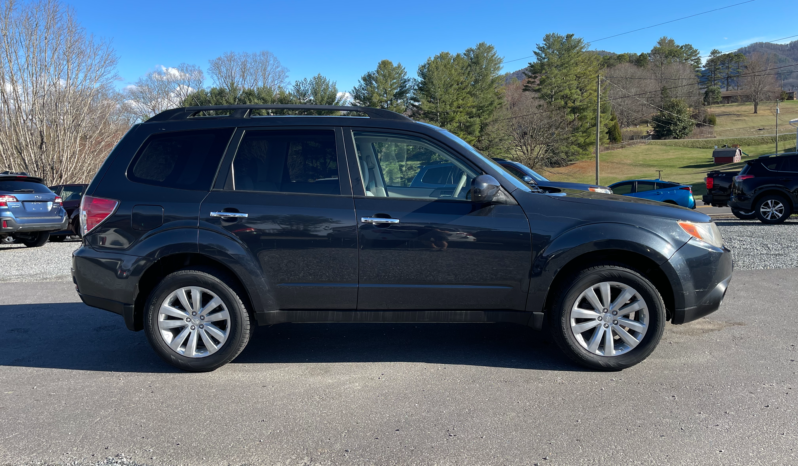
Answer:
755 194 791 224
71 218 82 237
144 266 254 372
49 235 66 242
550 264 666 371
731 208 756 220
17 232 49 248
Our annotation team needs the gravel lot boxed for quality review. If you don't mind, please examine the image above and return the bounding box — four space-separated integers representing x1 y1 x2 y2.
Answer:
0 219 795 284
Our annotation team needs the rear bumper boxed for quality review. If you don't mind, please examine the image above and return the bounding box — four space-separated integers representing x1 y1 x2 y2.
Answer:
728 196 754 211
72 245 149 331
0 214 67 233
702 192 729 207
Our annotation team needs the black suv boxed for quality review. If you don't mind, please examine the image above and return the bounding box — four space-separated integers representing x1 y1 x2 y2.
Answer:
729 153 798 224
72 105 733 372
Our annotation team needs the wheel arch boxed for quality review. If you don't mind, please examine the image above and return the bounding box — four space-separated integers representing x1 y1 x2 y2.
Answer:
752 188 793 210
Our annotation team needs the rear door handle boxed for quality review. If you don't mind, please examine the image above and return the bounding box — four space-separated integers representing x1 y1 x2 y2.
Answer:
361 217 399 224
211 212 248 218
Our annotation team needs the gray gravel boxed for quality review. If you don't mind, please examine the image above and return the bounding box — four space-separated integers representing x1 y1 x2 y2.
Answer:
715 218 798 270
0 240 79 282
0 220 793 284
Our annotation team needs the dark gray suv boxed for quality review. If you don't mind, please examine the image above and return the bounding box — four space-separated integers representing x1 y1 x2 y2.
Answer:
72 105 733 372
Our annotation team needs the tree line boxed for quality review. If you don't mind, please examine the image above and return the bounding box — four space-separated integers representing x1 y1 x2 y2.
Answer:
0 0 788 184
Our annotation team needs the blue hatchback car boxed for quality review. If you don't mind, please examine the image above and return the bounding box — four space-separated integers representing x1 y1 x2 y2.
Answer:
608 179 696 209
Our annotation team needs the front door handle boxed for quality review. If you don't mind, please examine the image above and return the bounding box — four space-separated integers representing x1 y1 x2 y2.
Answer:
211 211 248 218
361 217 399 224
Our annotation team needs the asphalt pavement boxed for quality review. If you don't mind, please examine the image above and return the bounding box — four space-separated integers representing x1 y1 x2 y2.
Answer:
1 271 796 466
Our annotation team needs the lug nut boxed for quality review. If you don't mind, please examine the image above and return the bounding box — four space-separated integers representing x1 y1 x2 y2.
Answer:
603 309 608 313
199 324 204 329
612 311 618 316
603 323 609 328
613 320 618 325
597 316 602 321
200 315 205 320
185 317 191 322
190 325 195 330
192 311 197 316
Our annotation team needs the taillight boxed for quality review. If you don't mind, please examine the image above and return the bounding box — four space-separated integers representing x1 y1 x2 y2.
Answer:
0 195 18 207
705 177 714 189
80 195 118 236
735 175 755 182
680 186 692 193
53 196 62 207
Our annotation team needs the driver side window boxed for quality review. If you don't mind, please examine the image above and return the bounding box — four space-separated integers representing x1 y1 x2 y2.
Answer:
351 131 478 201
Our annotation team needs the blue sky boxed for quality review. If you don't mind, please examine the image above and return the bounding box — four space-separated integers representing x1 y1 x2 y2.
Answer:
65 0 794 93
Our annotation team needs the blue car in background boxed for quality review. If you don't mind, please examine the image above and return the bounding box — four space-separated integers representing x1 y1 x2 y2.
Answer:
608 179 696 209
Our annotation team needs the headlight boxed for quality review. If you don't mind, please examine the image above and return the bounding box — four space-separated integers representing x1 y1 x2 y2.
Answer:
678 221 723 248
589 187 612 194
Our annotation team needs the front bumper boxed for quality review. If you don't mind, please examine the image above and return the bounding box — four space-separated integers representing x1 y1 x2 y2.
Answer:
665 238 733 325
0 214 68 233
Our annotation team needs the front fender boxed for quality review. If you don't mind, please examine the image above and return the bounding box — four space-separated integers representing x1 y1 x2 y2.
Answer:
526 222 686 314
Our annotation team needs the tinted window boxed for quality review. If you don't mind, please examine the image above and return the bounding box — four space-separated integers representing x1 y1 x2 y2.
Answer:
636 181 656 193
655 182 677 189
501 164 527 179
61 185 85 201
761 157 798 172
352 131 478 200
232 130 339 195
128 128 234 190
611 182 634 195
0 181 51 193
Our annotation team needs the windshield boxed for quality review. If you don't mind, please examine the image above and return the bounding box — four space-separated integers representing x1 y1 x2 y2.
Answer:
420 123 531 193
509 162 549 182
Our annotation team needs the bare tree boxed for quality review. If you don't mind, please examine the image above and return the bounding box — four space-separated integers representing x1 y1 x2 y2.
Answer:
123 63 204 121
0 0 128 184
494 80 569 169
742 52 780 114
208 51 288 93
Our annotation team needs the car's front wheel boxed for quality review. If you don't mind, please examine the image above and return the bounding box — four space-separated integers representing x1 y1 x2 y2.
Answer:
144 267 254 372
755 195 791 224
15 232 49 248
732 208 756 220
550 264 666 371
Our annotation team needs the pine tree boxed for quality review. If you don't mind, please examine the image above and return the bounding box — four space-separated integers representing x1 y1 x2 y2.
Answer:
607 111 622 143
463 42 505 152
292 74 345 106
524 33 610 158
651 98 694 139
413 52 476 143
351 60 413 113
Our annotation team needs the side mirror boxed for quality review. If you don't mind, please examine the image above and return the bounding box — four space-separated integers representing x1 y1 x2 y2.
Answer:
471 175 501 203
522 175 534 184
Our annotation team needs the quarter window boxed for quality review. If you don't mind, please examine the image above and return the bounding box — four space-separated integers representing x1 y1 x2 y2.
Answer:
352 132 478 200
128 128 234 190
232 130 340 195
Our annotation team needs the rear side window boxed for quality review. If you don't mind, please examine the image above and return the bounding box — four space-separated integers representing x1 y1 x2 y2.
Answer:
655 182 677 189
128 128 234 190
232 130 340 195
0 181 51 193
611 182 633 195
636 181 656 193
61 185 85 201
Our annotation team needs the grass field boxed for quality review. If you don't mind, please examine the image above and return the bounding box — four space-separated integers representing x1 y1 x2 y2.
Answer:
535 102 798 196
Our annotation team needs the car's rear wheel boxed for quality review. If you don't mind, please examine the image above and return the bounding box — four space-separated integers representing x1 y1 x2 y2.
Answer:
144 267 254 372
550 264 666 371
15 232 49 248
732 208 756 220
755 194 791 224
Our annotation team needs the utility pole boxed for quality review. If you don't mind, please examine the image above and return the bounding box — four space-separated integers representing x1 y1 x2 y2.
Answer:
595 75 601 185
776 100 779 155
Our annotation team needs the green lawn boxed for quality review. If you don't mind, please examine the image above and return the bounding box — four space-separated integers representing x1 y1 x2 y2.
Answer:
541 141 792 196
708 101 798 138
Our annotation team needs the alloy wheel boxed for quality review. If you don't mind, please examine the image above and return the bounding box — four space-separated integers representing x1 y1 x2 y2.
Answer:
158 286 231 358
569 281 649 357
760 199 785 220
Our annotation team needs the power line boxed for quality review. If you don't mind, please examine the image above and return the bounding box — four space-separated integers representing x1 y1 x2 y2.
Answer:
503 0 757 65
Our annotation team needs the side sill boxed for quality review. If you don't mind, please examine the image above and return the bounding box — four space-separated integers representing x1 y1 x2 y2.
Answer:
255 309 534 326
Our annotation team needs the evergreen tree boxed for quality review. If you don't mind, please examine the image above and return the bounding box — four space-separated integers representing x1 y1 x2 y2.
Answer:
703 86 721 105
292 74 346 106
524 33 610 158
351 60 413 113
413 52 476 143
607 111 622 143
651 98 694 139
463 42 505 151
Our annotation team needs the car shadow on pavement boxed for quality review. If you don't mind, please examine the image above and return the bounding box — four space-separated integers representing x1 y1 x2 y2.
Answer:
0 302 584 373
235 322 584 372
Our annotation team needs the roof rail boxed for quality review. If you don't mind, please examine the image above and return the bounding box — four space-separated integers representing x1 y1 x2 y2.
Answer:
147 105 413 123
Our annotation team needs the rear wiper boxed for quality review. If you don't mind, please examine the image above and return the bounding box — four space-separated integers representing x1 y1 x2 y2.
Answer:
13 189 34 193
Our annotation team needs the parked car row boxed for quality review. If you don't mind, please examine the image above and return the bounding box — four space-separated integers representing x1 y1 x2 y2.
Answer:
704 152 798 224
0 171 87 246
